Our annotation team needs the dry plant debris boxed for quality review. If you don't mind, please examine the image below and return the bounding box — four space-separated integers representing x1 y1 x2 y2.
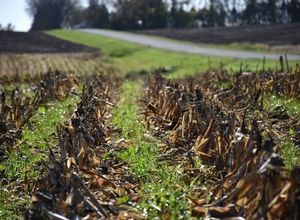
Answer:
2 64 300 219
29 76 143 219
143 71 300 219
0 70 78 150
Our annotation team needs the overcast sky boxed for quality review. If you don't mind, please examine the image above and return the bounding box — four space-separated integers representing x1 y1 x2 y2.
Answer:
0 0 89 31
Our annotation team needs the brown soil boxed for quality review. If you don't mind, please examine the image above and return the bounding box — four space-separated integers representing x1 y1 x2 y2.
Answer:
0 31 97 54
138 23 300 46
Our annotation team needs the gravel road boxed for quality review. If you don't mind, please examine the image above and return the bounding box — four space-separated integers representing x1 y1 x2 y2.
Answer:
79 29 300 61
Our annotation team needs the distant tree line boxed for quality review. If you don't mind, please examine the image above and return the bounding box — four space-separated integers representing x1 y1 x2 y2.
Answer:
0 23 15 31
27 0 300 31
27 0 81 30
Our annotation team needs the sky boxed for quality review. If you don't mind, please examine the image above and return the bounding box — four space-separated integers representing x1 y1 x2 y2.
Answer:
0 0 238 32
0 0 89 31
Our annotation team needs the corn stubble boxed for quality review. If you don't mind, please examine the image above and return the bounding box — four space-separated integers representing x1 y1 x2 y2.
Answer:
1 63 300 219
143 66 300 219
29 75 143 219
0 70 77 151
31 65 300 219
0 70 79 217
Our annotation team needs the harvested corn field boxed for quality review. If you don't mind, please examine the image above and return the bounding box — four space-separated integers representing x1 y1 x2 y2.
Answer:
1 31 300 220
0 52 116 77
143 70 300 218
2 64 300 219
0 31 117 77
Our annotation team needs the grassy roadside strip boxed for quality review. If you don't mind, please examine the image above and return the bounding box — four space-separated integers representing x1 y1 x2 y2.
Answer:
113 80 202 218
205 42 300 55
46 30 299 78
0 95 78 219
264 95 300 169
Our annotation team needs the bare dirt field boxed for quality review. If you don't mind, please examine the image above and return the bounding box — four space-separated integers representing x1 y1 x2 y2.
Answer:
0 31 97 54
139 23 300 51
